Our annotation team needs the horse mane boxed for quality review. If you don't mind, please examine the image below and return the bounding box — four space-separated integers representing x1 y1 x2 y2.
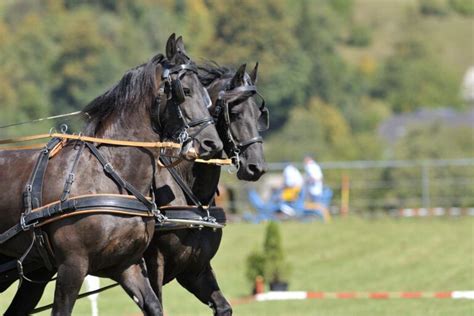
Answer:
82 53 165 130
197 62 234 87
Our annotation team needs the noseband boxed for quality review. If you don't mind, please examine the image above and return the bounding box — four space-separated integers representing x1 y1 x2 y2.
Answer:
212 84 268 168
153 62 215 146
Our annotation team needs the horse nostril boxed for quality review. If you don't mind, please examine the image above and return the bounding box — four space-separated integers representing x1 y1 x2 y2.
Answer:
248 163 264 175
202 139 223 152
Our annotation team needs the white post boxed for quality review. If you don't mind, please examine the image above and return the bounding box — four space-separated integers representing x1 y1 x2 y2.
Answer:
85 275 100 316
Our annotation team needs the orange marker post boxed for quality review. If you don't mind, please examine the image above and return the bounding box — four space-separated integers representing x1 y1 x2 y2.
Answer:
340 174 350 217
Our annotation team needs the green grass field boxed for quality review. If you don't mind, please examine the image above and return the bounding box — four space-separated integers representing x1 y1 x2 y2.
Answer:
1 216 473 315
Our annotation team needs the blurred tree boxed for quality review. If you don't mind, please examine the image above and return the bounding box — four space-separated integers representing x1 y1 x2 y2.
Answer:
419 0 450 16
265 97 358 162
0 11 57 123
180 0 214 56
51 9 111 112
373 36 461 113
205 0 312 128
328 0 354 18
449 0 474 15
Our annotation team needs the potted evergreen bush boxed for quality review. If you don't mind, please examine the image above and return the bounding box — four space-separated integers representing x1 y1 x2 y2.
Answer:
245 250 266 294
245 221 291 292
263 221 291 291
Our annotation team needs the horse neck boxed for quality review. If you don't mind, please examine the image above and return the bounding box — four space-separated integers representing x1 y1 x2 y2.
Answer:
87 106 156 141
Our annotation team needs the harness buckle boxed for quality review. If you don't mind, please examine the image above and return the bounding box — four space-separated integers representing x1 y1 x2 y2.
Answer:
66 173 75 184
103 163 114 173
20 213 38 231
228 154 240 174
177 130 189 144
154 211 167 224
23 185 33 213
203 216 217 223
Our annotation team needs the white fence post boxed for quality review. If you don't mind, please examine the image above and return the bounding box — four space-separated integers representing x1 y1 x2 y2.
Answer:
85 275 100 316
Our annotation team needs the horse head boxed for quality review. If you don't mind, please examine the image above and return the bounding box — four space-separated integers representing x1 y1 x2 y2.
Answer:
200 62 268 181
83 34 222 161
159 33 223 160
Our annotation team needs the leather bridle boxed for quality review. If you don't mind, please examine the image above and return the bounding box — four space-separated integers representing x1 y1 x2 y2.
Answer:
153 62 214 148
212 83 269 168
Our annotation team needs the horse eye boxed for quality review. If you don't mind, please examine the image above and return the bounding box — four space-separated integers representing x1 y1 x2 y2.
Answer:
183 87 191 96
229 111 241 118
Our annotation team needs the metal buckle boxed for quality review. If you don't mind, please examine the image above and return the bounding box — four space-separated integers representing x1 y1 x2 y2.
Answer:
66 173 75 184
103 163 114 172
20 213 38 231
203 216 217 223
228 152 240 174
178 130 189 144
153 208 167 224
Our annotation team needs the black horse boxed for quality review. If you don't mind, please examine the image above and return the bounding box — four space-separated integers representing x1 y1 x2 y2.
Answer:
144 61 267 315
0 34 222 315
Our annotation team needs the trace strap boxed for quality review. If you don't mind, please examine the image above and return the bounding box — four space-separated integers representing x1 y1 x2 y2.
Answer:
0 141 159 245
85 142 158 214
159 156 216 221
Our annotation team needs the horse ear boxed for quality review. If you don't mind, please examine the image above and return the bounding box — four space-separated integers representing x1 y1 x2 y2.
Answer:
175 35 187 54
250 62 259 84
230 64 247 88
166 33 176 59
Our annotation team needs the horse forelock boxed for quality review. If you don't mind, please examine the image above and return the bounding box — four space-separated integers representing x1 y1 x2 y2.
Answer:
197 62 234 87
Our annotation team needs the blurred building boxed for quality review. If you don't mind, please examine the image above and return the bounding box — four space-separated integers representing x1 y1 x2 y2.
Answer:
378 107 474 144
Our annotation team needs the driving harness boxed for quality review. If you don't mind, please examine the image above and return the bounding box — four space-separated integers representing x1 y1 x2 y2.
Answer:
0 60 225 281
155 81 268 230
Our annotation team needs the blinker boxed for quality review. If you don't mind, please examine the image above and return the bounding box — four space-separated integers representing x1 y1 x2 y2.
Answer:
171 79 186 104
258 107 269 131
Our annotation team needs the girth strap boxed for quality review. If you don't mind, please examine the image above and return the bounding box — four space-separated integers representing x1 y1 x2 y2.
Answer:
160 206 226 223
0 195 153 244
156 206 226 230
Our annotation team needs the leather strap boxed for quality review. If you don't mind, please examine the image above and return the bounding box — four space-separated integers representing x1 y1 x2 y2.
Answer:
161 207 226 223
85 142 157 212
159 156 204 208
22 138 62 215
156 206 226 230
236 136 263 148
0 195 154 244
0 133 181 149
60 142 85 201
31 138 62 210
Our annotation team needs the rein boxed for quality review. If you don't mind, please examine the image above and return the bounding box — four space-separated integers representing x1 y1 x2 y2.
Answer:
0 132 181 150
0 111 83 129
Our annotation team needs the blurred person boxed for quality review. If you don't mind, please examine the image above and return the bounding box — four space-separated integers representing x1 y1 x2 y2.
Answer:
304 156 324 202
281 162 303 202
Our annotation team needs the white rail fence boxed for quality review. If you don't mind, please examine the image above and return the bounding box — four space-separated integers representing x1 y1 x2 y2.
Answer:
221 158 474 215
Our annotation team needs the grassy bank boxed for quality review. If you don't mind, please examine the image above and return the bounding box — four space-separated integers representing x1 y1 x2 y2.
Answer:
1 216 473 315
